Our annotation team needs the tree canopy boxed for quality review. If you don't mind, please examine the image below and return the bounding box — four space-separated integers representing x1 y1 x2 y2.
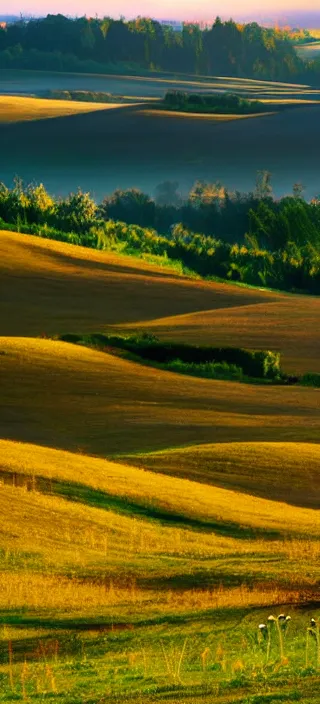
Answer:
0 15 318 82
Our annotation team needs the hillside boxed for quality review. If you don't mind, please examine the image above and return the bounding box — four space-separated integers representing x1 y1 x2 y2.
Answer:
1 230 320 703
1 231 320 373
0 438 320 702
1 336 319 457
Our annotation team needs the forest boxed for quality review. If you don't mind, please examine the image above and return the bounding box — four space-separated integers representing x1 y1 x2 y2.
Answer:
1 14 319 82
1 175 320 294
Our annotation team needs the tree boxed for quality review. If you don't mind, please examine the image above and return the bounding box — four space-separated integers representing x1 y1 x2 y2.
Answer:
254 171 273 200
155 181 181 207
101 189 155 228
54 189 97 232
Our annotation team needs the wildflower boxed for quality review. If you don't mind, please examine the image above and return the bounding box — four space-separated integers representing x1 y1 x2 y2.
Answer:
258 623 268 640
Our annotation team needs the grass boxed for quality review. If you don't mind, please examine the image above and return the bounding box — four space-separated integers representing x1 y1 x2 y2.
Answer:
0 441 320 702
0 95 133 123
1 230 320 374
3 438 320 536
1 335 320 458
120 442 320 508
1 230 320 701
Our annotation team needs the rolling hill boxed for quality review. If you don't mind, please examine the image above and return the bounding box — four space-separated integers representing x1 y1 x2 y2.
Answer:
1 336 319 460
1 229 320 703
1 231 320 373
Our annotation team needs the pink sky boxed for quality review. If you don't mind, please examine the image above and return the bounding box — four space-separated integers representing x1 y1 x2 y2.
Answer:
7 0 320 20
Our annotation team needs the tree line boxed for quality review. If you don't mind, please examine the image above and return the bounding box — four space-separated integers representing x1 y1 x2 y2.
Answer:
0 176 320 295
0 14 319 82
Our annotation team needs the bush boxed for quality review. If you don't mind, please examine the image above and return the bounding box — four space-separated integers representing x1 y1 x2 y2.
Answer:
167 359 243 381
301 372 320 387
58 333 281 380
163 91 266 115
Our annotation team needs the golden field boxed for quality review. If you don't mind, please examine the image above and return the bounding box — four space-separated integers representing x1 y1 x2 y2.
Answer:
0 95 134 123
1 230 320 373
1 229 320 703
1 336 320 459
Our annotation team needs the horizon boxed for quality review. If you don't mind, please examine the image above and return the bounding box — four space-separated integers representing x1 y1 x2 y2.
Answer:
4 2 320 25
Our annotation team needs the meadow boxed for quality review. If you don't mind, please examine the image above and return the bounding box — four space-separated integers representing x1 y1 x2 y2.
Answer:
1 70 320 197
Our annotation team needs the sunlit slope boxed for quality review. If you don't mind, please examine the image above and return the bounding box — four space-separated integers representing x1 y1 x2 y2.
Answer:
0 231 272 335
2 441 319 614
1 231 320 372
134 298 320 374
122 441 320 507
0 95 134 124
2 439 320 537
1 338 319 458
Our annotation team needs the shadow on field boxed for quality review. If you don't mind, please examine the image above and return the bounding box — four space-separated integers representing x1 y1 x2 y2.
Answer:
0 469 280 540
19 239 192 282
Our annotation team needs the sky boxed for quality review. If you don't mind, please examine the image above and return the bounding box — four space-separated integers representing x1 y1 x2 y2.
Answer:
5 0 320 21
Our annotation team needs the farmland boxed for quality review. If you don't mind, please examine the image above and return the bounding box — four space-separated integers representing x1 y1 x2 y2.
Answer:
0 94 134 123
1 228 320 703
1 52 320 702
1 70 320 197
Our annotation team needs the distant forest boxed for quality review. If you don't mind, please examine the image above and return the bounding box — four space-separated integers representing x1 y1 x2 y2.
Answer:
1 15 320 82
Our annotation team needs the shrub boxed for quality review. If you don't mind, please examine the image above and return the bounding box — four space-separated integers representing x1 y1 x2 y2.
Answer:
58 333 281 380
301 372 320 387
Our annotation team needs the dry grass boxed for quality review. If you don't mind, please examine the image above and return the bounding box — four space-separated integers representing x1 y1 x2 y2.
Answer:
0 230 253 334
0 571 302 613
1 230 320 373
1 439 320 537
0 462 317 614
123 442 320 507
0 95 134 124
1 336 319 458
134 298 320 374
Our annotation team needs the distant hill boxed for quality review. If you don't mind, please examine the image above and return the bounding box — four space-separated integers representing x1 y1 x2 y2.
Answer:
239 11 320 28
0 15 20 23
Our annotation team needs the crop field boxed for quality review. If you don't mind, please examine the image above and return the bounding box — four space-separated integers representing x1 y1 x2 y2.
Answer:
0 95 131 124
1 225 320 699
1 70 320 197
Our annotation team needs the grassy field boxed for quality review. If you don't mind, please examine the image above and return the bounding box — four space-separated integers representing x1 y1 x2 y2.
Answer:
1 438 320 702
1 71 320 197
2 231 320 374
0 95 132 123
1 229 320 702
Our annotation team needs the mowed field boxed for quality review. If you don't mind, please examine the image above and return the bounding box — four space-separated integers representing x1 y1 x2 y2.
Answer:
1 231 320 697
1 70 320 196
